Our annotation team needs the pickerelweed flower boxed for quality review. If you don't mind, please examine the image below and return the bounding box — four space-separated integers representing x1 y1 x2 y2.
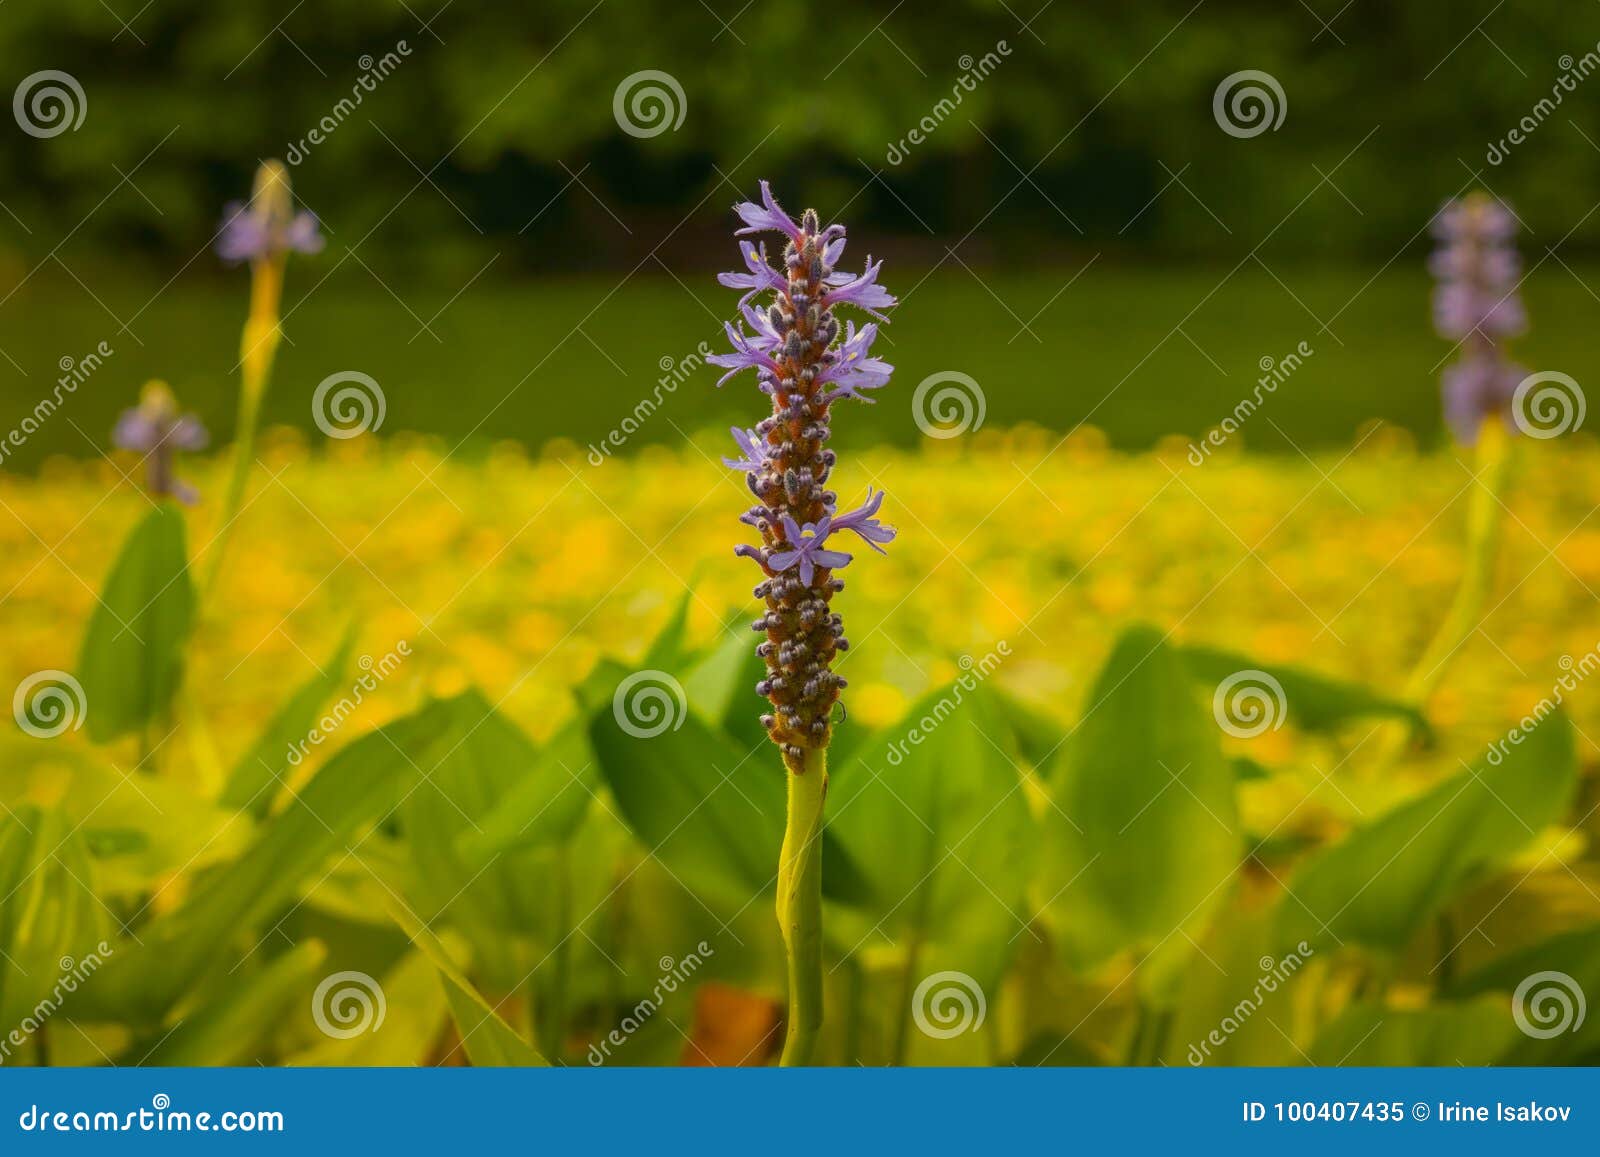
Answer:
207 159 318 596
713 181 898 1068
711 179 898 773
1430 193 1526 445
113 381 208 504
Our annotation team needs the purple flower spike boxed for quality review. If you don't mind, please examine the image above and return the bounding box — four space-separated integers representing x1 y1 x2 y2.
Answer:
114 381 208 504
217 160 324 265
768 515 853 587
1430 193 1528 445
714 183 898 771
733 180 804 244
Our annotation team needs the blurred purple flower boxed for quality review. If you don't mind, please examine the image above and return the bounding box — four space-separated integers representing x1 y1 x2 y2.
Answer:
114 382 208 504
1430 194 1528 445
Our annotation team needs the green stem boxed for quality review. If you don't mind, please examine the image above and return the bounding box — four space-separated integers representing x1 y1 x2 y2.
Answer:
202 384 263 600
1403 418 1512 703
776 748 827 1067
1372 419 1512 768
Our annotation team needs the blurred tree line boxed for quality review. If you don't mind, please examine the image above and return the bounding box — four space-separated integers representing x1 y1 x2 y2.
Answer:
2 0 1598 273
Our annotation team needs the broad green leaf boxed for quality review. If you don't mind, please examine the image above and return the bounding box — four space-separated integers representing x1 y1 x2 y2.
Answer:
0 740 249 897
77 504 196 743
1276 712 1577 954
828 683 1034 995
220 623 358 816
382 894 547 1066
286 948 448 1066
992 689 1065 770
1447 924 1600 1064
1038 626 1240 969
401 690 591 986
0 807 109 1037
1177 643 1429 736
455 717 596 866
131 940 327 1066
681 627 769 750
75 707 447 1023
587 678 869 910
1308 999 1515 1065
641 586 695 670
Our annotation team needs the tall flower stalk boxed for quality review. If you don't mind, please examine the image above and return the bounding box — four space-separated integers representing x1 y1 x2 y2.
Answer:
710 182 897 1065
204 159 323 596
1405 194 1525 704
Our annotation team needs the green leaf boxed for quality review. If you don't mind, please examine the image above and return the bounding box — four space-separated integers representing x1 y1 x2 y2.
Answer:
1446 924 1600 1064
455 717 596 866
1038 625 1240 969
0 807 109 1037
587 679 868 910
381 894 547 1066
0 740 250 897
1308 999 1515 1065
1276 712 1577 954
76 707 447 1023
285 948 447 1066
220 622 359 816
991 689 1065 770
131 940 327 1066
828 683 1034 992
76 505 196 743
1176 643 1429 736
401 690 592 985
681 627 770 751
